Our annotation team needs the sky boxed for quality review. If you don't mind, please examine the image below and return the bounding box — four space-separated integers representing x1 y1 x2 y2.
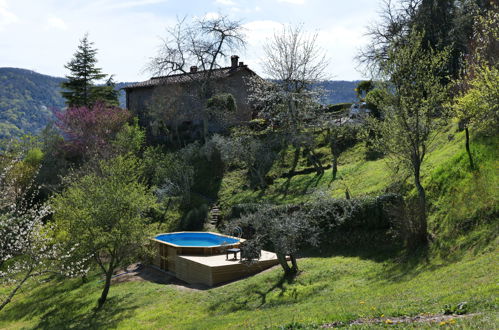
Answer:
0 0 384 82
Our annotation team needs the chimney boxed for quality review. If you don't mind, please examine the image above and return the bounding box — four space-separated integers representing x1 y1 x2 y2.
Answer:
239 62 244 67
231 55 239 68
190 66 198 73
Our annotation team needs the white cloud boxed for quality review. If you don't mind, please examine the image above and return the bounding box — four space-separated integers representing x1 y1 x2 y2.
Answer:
204 12 220 20
0 0 378 81
214 0 235 5
0 0 18 31
46 16 67 30
277 0 305 4
318 25 368 80
242 20 283 76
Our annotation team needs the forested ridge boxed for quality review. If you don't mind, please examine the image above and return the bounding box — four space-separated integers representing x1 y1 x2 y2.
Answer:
0 67 358 140
0 68 65 139
0 68 134 139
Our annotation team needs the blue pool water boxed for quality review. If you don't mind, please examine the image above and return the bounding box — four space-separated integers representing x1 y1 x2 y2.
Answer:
155 232 239 247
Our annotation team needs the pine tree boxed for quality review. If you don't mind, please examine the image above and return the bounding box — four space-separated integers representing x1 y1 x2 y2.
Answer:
61 34 118 107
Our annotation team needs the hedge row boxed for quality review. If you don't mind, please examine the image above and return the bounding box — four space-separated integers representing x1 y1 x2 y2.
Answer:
228 193 402 233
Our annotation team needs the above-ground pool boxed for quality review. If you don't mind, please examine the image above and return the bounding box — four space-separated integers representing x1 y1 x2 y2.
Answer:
152 232 242 273
155 232 240 247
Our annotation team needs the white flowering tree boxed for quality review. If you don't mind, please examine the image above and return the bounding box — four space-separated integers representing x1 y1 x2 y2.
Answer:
0 159 87 312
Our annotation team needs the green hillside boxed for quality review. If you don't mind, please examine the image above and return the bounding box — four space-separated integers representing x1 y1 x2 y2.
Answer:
1 124 497 329
0 68 66 139
0 68 133 139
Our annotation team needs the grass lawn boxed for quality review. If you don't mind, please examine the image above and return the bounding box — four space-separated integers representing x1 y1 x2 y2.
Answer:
0 243 497 329
1 125 497 329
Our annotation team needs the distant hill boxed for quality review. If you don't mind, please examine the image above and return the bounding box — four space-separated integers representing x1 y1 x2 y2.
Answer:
0 68 66 139
0 67 359 140
317 80 359 104
0 68 130 140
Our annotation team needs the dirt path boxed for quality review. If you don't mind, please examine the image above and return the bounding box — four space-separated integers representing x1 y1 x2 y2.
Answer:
322 313 480 327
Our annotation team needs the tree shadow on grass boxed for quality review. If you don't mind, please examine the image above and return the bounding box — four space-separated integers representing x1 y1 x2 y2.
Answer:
304 233 445 284
0 277 138 330
208 272 296 313
35 295 136 330
303 229 402 263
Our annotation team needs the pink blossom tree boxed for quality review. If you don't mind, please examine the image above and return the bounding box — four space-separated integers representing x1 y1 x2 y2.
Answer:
54 102 131 159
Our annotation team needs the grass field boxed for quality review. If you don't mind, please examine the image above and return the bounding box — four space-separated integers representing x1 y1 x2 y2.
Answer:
1 124 497 329
0 243 497 329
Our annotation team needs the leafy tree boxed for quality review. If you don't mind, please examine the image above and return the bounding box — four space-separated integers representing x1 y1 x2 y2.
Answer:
61 34 118 107
208 133 278 188
227 204 320 276
453 6 499 169
368 31 450 245
206 93 237 131
143 146 195 208
52 155 156 308
357 0 481 79
355 80 374 100
324 122 357 180
112 118 146 157
364 88 387 119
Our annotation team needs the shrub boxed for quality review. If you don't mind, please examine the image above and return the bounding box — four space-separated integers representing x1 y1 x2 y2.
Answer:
229 193 402 233
326 103 352 113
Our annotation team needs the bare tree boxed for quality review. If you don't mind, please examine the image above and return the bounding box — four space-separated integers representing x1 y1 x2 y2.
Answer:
148 14 245 87
262 24 329 93
357 0 418 75
147 14 246 142
251 24 329 175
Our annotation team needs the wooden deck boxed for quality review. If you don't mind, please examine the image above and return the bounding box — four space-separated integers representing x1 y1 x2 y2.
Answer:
175 250 280 286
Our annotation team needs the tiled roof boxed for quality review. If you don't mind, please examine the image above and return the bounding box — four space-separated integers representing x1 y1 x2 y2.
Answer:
123 65 253 90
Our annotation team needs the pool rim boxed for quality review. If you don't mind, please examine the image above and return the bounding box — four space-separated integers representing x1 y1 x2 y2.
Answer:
151 231 244 248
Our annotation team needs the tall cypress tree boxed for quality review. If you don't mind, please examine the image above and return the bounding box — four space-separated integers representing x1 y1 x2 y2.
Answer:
61 34 118 107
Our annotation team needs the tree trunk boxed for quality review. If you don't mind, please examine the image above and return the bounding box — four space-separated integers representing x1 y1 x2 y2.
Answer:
413 162 428 245
310 150 324 175
276 253 292 274
0 269 32 311
277 253 298 276
289 255 299 274
332 154 338 180
97 267 114 309
465 127 475 170
290 146 301 175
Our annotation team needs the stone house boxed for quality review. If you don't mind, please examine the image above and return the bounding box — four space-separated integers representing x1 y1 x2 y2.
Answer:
123 55 259 142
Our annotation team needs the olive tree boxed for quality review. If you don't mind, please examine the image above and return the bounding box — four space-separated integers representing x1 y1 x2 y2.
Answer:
208 133 278 188
226 204 320 276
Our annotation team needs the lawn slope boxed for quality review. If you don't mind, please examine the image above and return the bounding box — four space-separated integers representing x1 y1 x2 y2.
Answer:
0 125 497 329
